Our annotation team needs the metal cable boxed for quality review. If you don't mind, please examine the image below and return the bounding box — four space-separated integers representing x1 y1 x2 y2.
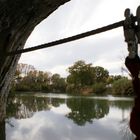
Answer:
7 20 124 56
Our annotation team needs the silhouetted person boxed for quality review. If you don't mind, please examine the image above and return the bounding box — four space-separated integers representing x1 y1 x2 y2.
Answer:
124 6 140 140
125 56 140 140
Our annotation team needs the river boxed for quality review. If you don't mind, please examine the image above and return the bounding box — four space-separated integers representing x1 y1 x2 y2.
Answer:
6 93 135 140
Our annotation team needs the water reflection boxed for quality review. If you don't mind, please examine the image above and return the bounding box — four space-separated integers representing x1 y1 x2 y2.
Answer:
5 94 134 140
67 98 109 125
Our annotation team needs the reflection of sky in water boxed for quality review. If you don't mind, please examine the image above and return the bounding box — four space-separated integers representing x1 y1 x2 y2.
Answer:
6 96 134 140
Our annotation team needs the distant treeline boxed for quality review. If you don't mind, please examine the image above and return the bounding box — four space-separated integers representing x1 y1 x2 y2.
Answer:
11 60 134 96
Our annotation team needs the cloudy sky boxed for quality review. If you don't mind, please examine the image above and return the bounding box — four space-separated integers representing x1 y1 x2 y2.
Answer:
19 0 140 77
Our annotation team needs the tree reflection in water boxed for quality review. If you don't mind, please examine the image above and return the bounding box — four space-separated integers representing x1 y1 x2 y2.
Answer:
113 100 135 140
120 119 135 140
3 94 135 140
66 98 109 126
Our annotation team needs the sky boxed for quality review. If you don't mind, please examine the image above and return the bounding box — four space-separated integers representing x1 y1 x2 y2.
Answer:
19 0 140 77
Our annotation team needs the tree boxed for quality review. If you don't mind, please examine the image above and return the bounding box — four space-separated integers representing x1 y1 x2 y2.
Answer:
67 60 109 94
93 66 109 83
13 64 64 92
67 60 94 87
0 0 70 121
51 74 66 92
107 75 125 85
14 68 52 92
41 72 52 92
112 77 133 96
16 63 35 76
92 82 106 94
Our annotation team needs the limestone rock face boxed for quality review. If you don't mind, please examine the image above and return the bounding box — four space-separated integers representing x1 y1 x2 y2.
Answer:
0 0 70 121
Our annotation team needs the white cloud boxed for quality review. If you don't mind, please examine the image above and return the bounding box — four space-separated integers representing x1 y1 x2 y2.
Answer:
50 65 69 77
19 0 140 76
51 104 71 115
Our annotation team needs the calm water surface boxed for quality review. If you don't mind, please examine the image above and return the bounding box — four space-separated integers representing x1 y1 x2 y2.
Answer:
6 93 135 140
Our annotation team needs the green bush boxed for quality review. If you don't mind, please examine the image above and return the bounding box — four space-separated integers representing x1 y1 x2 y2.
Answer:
112 78 133 96
92 82 106 94
41 84 50 92
66 84 81 94
15 84 31 91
